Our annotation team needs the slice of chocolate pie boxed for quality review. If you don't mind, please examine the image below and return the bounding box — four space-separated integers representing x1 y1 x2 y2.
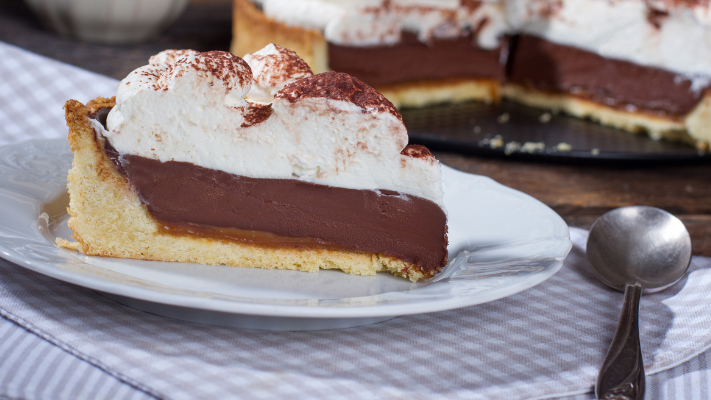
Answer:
61 46 448 281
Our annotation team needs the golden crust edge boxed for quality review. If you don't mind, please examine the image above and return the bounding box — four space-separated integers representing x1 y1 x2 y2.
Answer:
61 98 434 282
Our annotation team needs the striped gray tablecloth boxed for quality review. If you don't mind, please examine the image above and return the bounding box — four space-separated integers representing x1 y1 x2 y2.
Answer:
1 41 711 400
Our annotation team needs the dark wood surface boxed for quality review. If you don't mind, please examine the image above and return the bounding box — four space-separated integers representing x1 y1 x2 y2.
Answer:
2 0 710 256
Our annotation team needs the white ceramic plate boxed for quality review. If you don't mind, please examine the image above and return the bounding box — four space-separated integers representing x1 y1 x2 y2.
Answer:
0 139 571 330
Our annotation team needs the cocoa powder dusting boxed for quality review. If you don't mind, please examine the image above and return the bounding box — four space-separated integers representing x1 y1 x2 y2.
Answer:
646 8 669 29
276 72 402 121
241 102 273 127
401 144 435 161
198 51 251 89
154 51 252 92
249 44 313 87
459 0 482 12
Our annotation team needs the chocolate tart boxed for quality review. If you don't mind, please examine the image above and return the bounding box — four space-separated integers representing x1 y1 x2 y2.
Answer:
61 49 448 282
230 0 503 109
230 0 711 150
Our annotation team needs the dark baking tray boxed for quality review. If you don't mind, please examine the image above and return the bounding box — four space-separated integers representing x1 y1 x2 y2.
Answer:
402 100 711 164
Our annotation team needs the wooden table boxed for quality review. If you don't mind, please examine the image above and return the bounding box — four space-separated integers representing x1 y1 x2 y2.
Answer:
2 0 709 256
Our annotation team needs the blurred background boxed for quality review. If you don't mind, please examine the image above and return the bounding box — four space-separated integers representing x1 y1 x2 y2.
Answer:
0 0 232 80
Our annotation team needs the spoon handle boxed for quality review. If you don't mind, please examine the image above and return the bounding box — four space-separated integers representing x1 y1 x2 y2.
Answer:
595 283 645 400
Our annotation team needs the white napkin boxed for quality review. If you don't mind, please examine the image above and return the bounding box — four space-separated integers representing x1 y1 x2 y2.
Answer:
1 40 711 400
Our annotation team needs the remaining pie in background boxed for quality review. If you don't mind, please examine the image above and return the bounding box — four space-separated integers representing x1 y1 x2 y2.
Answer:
60 46 448 282
231 0 711 149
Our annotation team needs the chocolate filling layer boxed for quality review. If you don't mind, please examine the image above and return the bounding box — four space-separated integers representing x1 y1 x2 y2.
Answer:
328 32 507 87
328 32 707 117
120 155 447 274
91 108 448 274
507 35 703 118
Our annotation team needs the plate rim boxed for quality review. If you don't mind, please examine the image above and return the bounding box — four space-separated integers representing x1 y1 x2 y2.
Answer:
0 138 573 319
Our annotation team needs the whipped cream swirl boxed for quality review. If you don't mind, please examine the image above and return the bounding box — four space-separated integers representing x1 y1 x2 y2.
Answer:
243 43 314 103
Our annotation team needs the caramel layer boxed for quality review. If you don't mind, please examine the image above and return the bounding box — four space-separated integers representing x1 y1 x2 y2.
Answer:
157 220 369 254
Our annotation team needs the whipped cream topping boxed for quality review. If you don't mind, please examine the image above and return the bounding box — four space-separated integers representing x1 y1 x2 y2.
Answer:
104 48 445 208
243 43 314 103
108 51 252 133
505 0 711 82
148 49 199 66
261 0 508 49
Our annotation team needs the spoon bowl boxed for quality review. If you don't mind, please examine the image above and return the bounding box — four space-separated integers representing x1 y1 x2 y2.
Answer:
587 206 692 292
586 206 692 400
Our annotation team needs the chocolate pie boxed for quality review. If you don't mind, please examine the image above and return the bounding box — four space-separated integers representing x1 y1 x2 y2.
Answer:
231 0 711 149
60 47 448 281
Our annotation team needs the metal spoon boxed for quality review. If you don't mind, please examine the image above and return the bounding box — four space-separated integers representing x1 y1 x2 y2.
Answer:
586 206 692 400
